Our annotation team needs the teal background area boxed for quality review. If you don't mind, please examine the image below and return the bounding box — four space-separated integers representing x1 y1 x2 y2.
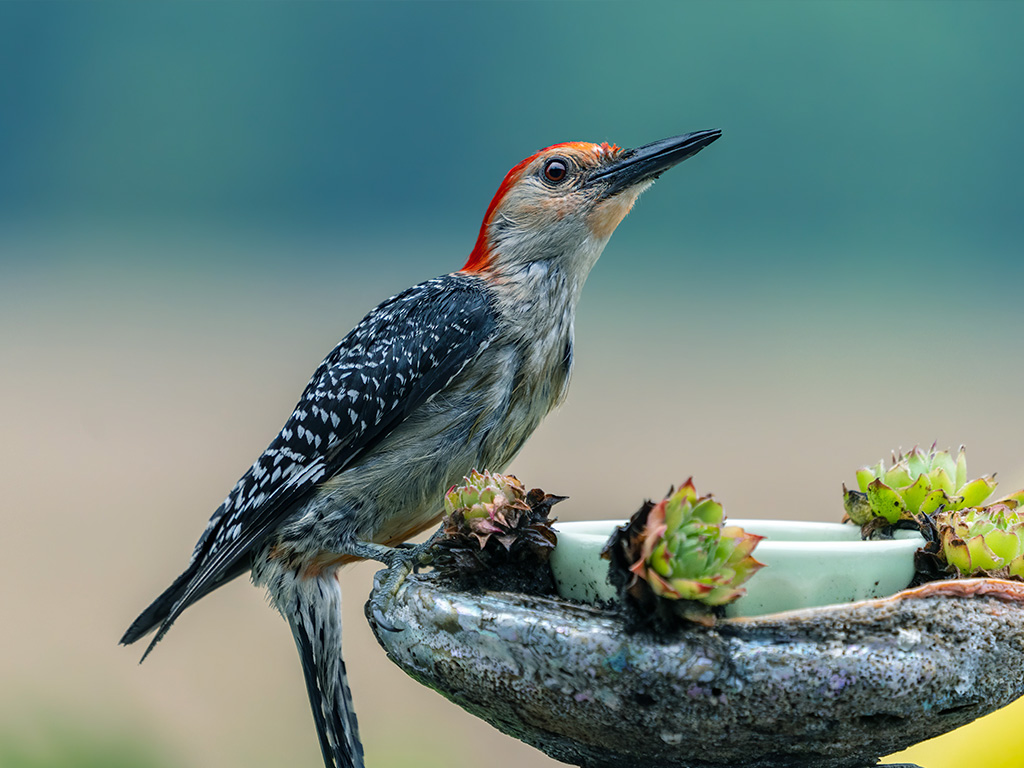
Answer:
2 1 1022 267
3 3 1023 768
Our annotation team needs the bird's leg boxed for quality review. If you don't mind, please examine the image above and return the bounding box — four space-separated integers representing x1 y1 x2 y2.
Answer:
338 540 401 566
342 523 448 568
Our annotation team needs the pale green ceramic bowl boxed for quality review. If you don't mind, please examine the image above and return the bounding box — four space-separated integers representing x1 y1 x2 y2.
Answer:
549 519 925 617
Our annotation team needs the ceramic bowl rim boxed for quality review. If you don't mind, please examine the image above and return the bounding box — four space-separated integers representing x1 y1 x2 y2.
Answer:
552 518 925 555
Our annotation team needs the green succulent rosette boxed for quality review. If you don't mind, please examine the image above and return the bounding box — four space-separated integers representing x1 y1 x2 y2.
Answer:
443 469 532 549
628 479 764 607
935 501 1024 579
843 445 997 526
438 470 561 576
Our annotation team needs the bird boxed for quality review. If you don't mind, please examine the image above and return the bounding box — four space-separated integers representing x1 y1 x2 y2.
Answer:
121 129 721 768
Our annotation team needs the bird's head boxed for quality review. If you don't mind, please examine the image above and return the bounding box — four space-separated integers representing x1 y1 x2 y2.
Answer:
461 130 721 277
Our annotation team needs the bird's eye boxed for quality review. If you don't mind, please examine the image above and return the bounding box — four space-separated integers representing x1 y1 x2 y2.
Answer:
543 158 569 184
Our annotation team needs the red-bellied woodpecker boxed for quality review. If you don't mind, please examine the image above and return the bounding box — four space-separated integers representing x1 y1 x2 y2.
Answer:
121 130 721 768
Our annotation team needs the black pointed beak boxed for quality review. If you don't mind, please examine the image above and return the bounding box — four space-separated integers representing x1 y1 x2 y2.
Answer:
587 129 722 198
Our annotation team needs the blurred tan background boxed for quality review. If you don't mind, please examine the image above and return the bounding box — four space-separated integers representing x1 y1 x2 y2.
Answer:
3 2 1024 767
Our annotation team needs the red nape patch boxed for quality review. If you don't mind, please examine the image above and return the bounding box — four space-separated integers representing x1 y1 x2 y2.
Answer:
461 153 534 273
460 141 622 273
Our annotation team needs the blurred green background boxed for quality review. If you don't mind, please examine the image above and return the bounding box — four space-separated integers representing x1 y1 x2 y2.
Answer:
3 1 1023 767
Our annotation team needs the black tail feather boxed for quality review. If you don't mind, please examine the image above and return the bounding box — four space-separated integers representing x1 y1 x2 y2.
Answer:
289 579 364 768
120 565 197 647
120 559 248 661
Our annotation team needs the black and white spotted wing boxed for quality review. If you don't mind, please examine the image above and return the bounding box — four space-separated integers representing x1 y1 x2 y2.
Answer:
122 274 496 654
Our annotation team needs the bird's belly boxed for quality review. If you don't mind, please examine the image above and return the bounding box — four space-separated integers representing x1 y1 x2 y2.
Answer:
272 349 565 567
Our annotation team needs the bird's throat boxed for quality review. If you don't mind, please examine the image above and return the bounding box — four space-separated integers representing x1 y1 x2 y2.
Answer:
587 182 652 240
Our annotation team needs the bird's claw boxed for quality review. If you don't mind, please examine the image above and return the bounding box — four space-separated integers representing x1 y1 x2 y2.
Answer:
370 605 402 633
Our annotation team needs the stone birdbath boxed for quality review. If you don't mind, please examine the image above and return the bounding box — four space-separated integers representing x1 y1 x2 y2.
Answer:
366 564 1024 768
363 456 1024 767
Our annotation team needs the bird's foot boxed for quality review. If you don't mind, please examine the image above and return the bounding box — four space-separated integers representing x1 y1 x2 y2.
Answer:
356 529 451 609
407 527 449 570
365 549 417 619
